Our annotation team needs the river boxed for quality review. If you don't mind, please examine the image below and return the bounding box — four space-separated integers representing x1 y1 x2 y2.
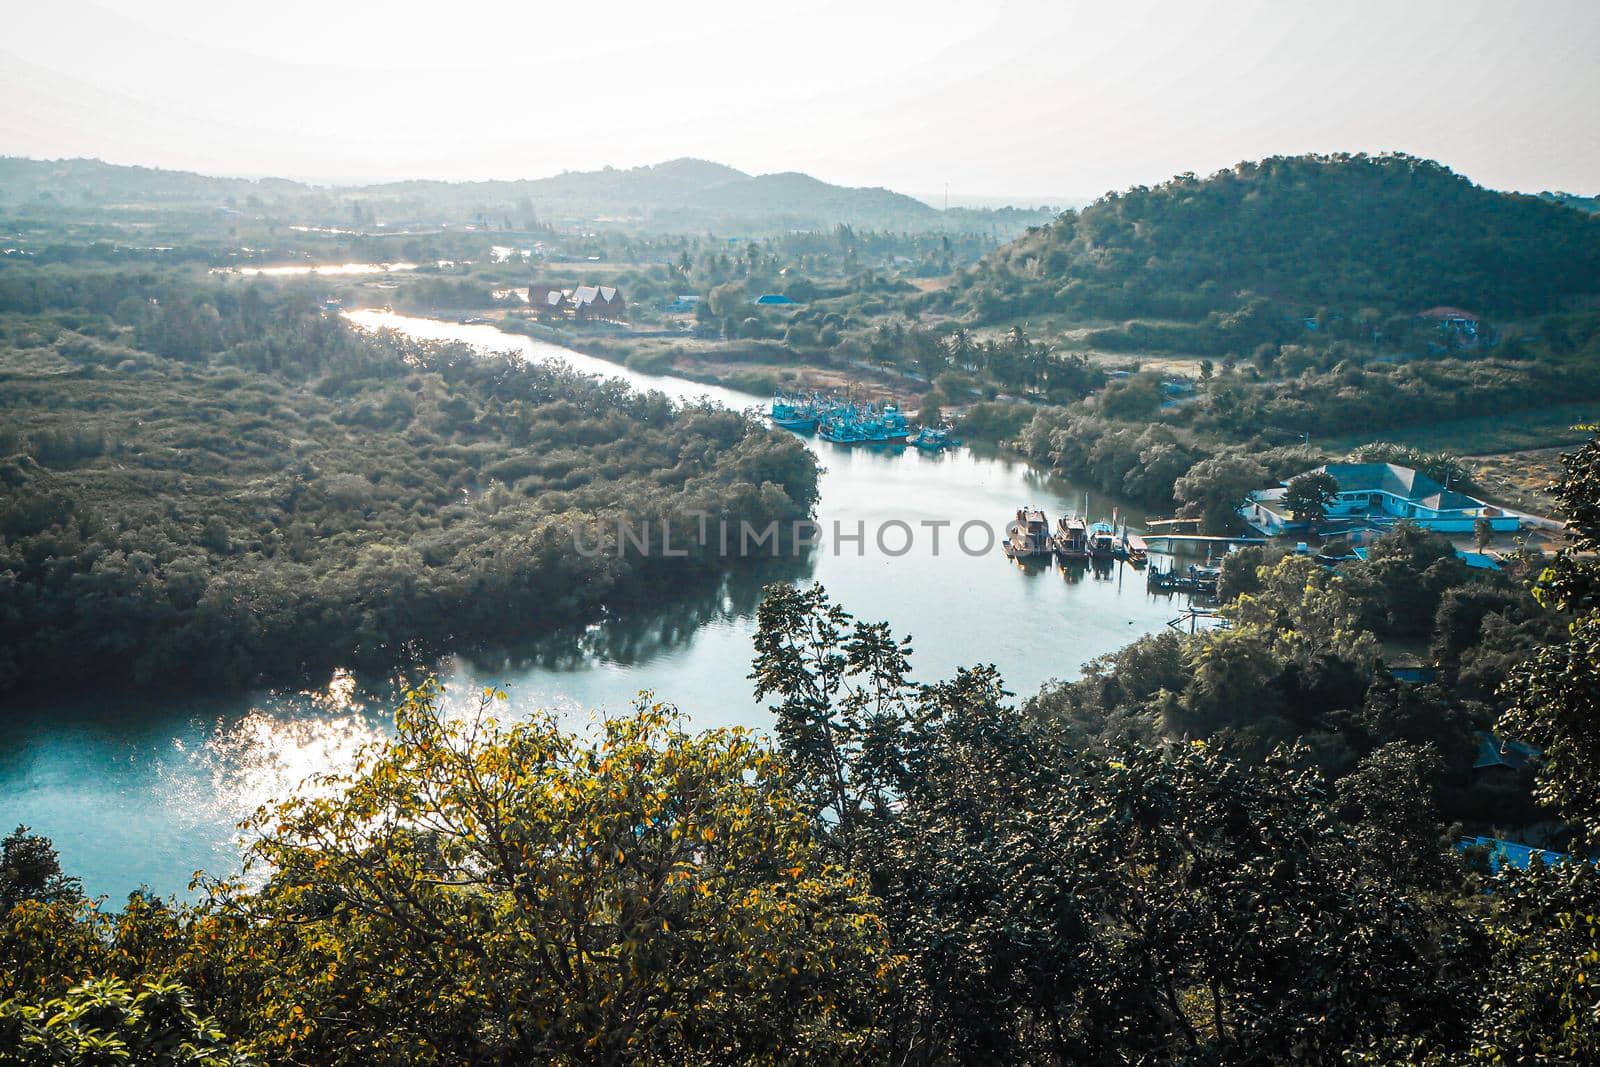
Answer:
0 312 1206 899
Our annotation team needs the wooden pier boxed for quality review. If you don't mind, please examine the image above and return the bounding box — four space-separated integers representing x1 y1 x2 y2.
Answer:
1142 534 1266 552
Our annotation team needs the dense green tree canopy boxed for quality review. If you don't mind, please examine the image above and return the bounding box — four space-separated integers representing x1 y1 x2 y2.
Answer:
963 153 1600 324
0 274 818 697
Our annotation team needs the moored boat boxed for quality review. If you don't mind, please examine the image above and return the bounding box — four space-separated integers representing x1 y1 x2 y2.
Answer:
769 391 820 434
872 404 910 444
818 413 867 444
1088 520 1118 559
1004 507 1054 559
1052 515 1090 560
911 424 959 451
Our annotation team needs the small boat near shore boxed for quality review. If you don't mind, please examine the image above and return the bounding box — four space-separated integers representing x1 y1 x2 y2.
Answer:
911 423 959 452
1147 563 1220 594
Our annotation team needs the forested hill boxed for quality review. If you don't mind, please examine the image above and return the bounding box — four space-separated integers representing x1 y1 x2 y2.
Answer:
957 153 1600 323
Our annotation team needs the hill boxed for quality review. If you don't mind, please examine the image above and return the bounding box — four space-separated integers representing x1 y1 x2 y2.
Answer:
1541 190 1600 214
955 153 1600 325
0 155 1005 234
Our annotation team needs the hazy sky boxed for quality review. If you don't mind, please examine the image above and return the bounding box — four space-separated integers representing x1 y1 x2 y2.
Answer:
2 0 1596 203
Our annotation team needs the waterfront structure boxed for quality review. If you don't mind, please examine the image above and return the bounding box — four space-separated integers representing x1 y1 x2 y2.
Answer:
1240 463 1520 536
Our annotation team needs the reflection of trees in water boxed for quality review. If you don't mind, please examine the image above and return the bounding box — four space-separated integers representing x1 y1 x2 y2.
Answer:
464 554 817 675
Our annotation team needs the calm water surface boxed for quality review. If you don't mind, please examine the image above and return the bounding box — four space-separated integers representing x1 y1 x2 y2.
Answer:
1 312 1205 898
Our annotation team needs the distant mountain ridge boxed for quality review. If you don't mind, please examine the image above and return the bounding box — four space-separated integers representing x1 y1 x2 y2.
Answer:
0 155 1024 233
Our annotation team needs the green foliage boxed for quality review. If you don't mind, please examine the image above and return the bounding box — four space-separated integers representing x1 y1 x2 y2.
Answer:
1343 523 1472 638
1283 470 1339 520
0 977 249 1066
1174 452 1268 532
0 829 81 915
1349 441 1475 492
1501 434 1600 843
0 275 819 696
1096 369 1165 419
197 682 894 1064
10 555 1600 1063
964 153 1600 327
752 585 1482 1062
1017 410 1203 506
952 400 1034 443
1464 863 1600 1063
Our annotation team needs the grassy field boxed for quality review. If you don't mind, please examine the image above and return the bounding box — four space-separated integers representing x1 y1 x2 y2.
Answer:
1468 448 1569 518
1322 402 1598 455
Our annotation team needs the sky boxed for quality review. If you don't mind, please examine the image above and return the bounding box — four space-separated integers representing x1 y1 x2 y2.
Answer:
2 0 1597 204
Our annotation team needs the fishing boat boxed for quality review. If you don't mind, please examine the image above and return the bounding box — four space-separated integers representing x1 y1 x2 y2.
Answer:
1088 520 1118 560
769 391 819 434
1052 515 1089 560
911 424 959 451
869 404 910 444
1121 531 1149 565
818 412 867 445
1003 507 1053 559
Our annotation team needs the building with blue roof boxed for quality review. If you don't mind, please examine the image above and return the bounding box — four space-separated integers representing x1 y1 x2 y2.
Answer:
1241 463 1521 536
1457 835 1567 873
1472 732 1541 771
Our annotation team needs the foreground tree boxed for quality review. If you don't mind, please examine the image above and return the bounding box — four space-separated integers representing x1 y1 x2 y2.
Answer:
1283 470 1340 522
752 583 1480 1063
0 977 249 1067
0 828 82 914
201 683 894 1065
1501 433 1600 841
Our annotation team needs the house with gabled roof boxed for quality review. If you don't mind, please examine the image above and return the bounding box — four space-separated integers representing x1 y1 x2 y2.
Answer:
528 283 627 322
570 284 627 321
1240 463 1521 536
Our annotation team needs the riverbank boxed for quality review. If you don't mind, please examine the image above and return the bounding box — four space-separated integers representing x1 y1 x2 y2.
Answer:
478 310 931 407
6 311 1195 901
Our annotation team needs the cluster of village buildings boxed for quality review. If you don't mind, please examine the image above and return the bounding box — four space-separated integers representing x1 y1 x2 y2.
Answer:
528 284 628 322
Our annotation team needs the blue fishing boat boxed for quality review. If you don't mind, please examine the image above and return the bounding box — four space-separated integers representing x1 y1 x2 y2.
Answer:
819 413 867 444
869 404 910 444
769 391 819 434
911 424 959 451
